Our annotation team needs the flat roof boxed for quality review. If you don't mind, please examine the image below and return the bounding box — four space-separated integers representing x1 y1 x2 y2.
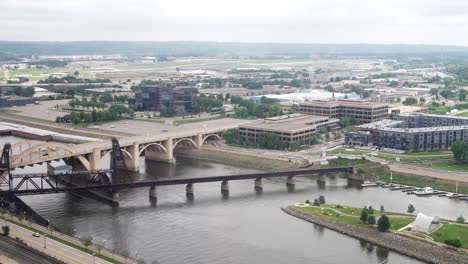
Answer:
240 114 334 133
357 119 404 130
380 125 468 133
399 113 468 120
300 99 389 109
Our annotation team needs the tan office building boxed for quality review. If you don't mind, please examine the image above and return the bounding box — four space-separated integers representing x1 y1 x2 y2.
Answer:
238 114 340 145
299 100 389 123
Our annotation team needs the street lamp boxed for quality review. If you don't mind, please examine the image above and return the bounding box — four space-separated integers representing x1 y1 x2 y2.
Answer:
43 234 47 248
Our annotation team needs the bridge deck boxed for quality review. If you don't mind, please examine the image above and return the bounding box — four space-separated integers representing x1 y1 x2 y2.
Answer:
1 167 353 195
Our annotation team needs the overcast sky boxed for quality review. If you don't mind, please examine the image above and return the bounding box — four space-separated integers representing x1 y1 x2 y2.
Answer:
2 0 468 46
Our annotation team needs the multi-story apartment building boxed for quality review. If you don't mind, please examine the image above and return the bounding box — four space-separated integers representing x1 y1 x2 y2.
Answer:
345 113 468 151
238 114 340 146
299 100 389 123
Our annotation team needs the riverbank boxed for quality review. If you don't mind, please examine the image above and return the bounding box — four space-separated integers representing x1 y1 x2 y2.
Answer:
177 147 299 172
282 206 467 264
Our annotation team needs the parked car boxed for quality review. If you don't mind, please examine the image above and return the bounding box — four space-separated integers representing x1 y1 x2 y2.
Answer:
32 232 40 237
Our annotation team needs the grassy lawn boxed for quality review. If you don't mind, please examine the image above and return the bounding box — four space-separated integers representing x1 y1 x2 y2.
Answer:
430 223 468 249
173 115 225 125
327 148 452 163
296 204 414 231
414 161 468 172
388 217 414 230
456 111 468 117
1 217 123 264
325 158 370 167
135 118 166 124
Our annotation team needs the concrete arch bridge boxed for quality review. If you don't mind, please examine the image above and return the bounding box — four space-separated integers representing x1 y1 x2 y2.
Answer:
7 130 224 172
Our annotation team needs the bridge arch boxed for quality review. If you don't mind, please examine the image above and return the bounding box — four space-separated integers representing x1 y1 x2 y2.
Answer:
139 142 167 156
201 133 222 145
10 140 44 155
101 149 133 160
173 138 197 150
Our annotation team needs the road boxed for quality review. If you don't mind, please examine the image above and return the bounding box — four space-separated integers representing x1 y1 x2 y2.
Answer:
0 236 63 264
5 219 113 264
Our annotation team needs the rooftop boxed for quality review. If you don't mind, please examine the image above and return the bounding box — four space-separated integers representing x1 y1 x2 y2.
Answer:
300 99 389 109
356 119 404 130
240 114 336 133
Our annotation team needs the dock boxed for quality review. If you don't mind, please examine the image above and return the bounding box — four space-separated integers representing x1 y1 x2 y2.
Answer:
415 191 446 196
449 194 468 199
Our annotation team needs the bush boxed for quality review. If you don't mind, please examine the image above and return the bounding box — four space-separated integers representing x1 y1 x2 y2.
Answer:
313 199 320 206
445 239 461 248
407 204 415 214
456 216 465 223
305 200 310 204
368 206 374 215
2 225 9 236
377 215 390 232
367 215 376 225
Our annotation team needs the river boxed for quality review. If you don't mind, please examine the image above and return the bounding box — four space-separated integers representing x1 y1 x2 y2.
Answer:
3 136 467 264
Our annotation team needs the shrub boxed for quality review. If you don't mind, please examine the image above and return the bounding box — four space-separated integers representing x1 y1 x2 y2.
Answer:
360 206 369 223
313 199 320 206
367 215 376 225
407 204 415 214
456 216 465 223
305 200 310 204
336 204 343 208
2 225 9 236
368 206 374 215
445 239 461 248
377 215 390 232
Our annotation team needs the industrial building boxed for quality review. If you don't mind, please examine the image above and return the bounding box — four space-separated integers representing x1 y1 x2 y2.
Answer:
345 113 468 151
131 85 197 114
238 114 340 145
299 100 389 123
0 96 35 107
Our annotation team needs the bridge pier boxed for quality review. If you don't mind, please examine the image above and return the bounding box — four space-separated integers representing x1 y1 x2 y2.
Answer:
89 149 102 171
186 183 194 196
221 180 229 193
125 143 140 172
111 191 120 204
149 186 157 198
195 133 203 150
286 176 295 186
317 173 326 183
254 178 263 190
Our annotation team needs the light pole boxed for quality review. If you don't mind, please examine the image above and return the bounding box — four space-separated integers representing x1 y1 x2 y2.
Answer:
43 234 47 248
93 253 96 264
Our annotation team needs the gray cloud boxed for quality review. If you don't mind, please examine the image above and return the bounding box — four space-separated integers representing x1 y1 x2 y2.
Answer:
1 0 467 45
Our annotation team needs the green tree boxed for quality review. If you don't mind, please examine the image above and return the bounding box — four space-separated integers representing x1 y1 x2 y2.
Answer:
380 205 385 213
230 96 243 104
430 88 439 96
360 206 369 223
2 225 9 236
419 97 426 104
235 106 249 118
456 216 465 223
313 199 320 206
451 141 468 164
80 236 93 248
403 97 418 105
377 215 390 232
407 204 415 214
389 80 398 87
223 128 238 144
318 195 326 205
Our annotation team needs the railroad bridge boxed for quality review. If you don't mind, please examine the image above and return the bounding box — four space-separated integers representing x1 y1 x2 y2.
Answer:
7 129 224 172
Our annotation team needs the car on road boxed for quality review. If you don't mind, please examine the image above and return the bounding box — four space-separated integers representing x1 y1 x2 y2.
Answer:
32 232 41 237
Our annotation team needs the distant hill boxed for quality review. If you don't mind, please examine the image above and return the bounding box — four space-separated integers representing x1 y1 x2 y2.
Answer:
1 41 468 59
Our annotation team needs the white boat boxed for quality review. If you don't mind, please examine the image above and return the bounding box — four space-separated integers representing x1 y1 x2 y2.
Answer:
415 187 434 195
445 192 455 197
